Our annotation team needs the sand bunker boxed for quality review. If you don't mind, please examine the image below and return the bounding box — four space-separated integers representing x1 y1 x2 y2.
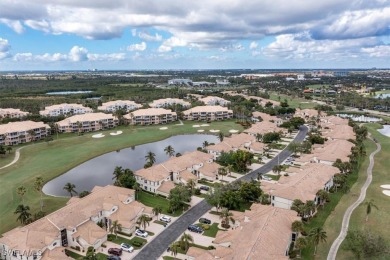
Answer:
382 190 390 196
209 129 220 133
380 184 390 189
200 124 210 127
92 133 105 138
192 125 201 128
197 129 205 132
159 127 168 130
229 129 239 133
110 131 123 136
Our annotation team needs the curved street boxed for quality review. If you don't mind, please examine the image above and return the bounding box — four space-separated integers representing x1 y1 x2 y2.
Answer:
327 135 381 260
134 125 308 260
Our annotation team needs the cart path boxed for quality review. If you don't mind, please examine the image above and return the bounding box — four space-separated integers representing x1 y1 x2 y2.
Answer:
0 147 25 170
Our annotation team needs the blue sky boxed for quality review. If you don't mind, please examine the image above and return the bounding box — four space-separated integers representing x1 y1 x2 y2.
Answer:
0 0 389 70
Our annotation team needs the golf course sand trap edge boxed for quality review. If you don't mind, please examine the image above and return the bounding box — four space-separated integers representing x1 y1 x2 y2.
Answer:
92 133 105 138
382 190 390 196
159 127 168 130
229 129 239 133
192 125 201 128
197 130 205 132
110 131 123 136
380 184 390 189
209 129 220 133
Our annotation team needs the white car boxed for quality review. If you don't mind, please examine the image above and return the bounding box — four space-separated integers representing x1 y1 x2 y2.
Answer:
135 229 148 238
159 215 171 223
120 243 134 252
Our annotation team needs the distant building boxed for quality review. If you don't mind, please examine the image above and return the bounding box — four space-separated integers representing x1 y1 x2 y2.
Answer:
192 81 213 87
333 71 349 77
0 108 29 119
216 79 230 86
182 106 233 121
98 100 141 112
297 74 305 80
40 104 93 117
168 79 193 86
149 98 191 108
56 113 118 133
124 108 177 125
0 121 50 146
199 96 231 106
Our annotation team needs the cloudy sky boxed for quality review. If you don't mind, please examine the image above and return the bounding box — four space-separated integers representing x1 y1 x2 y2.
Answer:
0 0 389 70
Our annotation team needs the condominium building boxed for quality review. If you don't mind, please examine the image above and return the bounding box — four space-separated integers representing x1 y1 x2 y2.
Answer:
199 96 230 106
0 121 50 146
149 98 191 108
97 100 142 112
207 133 255 158
186 204 299 260
182 106 233 121
244 121 285 136
0 185 152 260
0 108 29 119
56 113 118 133
39 104 93 117
124 108 177 125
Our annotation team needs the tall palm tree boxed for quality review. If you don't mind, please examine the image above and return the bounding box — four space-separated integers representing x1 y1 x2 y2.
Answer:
137 214 151 230
152 206 163 219
295 237 308 256
164 145 175 157
291 220 304 234
219 208 235 228
27 130 36 142
34 177 45 211
14 204 31 225
179 233 194 251
110 220 122 239
6 146 12 154
363 199 379 222
218 132 224 142
63 182 77 197
309 227 327 255
186 179 197 194
134 182 141 201
272 164 283 176
316 190 330 208
145 151 156 165
112 166 124 181
16 186 27 204
202 141 209 149
255 133 263 142
170 242 180 257
218 167 227 180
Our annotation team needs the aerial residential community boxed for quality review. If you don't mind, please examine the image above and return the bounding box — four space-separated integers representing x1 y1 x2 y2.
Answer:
0 1 390 260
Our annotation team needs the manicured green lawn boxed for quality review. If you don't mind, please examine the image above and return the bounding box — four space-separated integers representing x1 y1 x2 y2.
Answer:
96 253 108 260
129 237 148 249
0 120 242 234
269 93 316 109
108 234 147 249
202 223 220 237
137 191 188 217
0 150 16 168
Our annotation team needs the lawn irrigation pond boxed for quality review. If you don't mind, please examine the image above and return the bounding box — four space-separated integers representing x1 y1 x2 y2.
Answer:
43 134 218 197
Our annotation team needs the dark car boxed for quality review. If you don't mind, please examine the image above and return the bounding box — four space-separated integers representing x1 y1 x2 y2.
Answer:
107 256 121 260
188 224 203 233
108 248 122 256
199 186 210 191
199 218 211 224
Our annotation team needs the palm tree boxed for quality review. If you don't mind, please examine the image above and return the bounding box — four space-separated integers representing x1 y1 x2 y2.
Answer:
134 182 141 201
295 237 308 257
272 164 283 176
110 220 122 239
27 130 36 142
202 141 209 149
63 182 77 197
14 204 31 225
152 206 163 219
34 177 44 211
363 199 379 222
218 167 227 180
137 214 151 230
169 242 180 257
304 201 316 219
291 220 304 234
179 233 194 251
6 146 12 154
186 179 197 194
218 132 224 142
309 227 327 255
164 145 175 157
145 151 156 165
112 166 124 181
255 133 263 142
219 208 235 228
316 190 330 208
16 186 27 204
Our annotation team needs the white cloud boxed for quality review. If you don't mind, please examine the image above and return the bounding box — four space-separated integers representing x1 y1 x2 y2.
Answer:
220 44 245 52
158 37 187 52
127 42 147 51
138 31 162 41
249 41 258 50
0 19 24 33
69 46 89 62
0 38 12 60
361 45 390 57
131 29 137 36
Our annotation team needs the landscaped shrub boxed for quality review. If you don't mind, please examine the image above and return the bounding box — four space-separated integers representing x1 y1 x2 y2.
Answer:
101 244 107 248
107 236 113 241
132 241 143 247
117 231 132 237
208 245 216 250
202 224 210 230
194 188 201 195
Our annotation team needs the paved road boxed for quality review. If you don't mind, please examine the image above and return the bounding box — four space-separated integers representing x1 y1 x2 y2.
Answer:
327 135 381 260
134 125 308 260
0 146 25 170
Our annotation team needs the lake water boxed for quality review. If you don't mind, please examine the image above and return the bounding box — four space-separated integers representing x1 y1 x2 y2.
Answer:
378 125 390 137
46 90 93 95
43 134 219 197
375 93 390 99
337 114 382 123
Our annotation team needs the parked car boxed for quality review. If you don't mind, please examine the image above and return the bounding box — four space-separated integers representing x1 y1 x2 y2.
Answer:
199 186 210 191
160 215 171 223
262 176 272 181
188 224 203 233
120 243 134 253
108 248 122 256
135 229 148 238
199 218 211 224
107 256 121 260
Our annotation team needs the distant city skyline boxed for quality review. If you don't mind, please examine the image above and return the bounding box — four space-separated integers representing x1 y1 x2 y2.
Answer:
0 0 389 70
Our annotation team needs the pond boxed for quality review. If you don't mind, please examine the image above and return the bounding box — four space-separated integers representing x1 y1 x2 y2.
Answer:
378 125 390 137
337 114 382 123
375 93 390 99
43 134 219 197
46 90 93 95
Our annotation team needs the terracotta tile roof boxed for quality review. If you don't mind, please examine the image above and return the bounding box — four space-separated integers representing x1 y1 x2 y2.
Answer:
244 121 284 135
149 98 191 108
98 100 141 110
213 204 299 260
198 161 220 178
261 163 339 202
125 108 176 117
294 108 320 118
313 139 354 162
249 141 266 152
72 220 106 245
182 105 233 115
41 247 71 260
162 151 214 172
207 133 254 153
157 181 176 194
0 108 29 117
199 96 230 105
322 124 355 140
0 121 50 135
56 112 117 127
180 170 197 182
134 164 170 181
252 112 278 122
